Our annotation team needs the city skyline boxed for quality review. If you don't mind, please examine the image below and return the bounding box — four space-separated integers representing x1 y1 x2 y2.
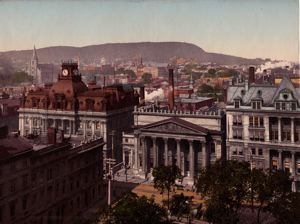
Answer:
0 0 299 62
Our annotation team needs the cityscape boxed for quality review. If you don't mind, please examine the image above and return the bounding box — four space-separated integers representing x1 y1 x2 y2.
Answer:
0 1 299 224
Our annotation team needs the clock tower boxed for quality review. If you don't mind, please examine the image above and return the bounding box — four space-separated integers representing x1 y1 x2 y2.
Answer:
58 61 81 81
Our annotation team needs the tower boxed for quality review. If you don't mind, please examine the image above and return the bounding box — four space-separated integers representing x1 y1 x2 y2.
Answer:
29 45 39 83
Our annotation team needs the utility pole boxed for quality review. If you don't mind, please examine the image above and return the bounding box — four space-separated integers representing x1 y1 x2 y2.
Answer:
105 158 116 206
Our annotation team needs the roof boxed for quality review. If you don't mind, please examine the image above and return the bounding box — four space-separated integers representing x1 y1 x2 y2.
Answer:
227 77 300 106
137 117 220 135
0 134 33 159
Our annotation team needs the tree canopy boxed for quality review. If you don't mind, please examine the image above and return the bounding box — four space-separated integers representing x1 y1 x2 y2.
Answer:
196 160 299 224
98 192 167 224
141 72 152 84
152 165 181 212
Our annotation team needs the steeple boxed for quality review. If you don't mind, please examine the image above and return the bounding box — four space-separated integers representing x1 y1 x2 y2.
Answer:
32 45 38 62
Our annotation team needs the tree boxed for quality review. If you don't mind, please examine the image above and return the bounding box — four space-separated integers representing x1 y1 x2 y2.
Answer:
198 84 214 94
152 165 181 213
98 192 167 224
208 68 216 76
124 69 137 79
169 193 191 221
265 170 300 224
196 160 251 224
141 73 152 84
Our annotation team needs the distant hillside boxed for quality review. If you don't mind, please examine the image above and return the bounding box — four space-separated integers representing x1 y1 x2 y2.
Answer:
1 42 264 66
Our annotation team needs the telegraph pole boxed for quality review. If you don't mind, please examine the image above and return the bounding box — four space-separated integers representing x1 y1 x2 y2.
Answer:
105 158 116 206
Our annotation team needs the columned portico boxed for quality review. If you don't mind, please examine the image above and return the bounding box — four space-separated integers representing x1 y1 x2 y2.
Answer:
133 117 222 184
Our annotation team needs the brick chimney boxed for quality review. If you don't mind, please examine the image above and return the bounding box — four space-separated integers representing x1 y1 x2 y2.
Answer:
248 67 255 84
168 69 175 111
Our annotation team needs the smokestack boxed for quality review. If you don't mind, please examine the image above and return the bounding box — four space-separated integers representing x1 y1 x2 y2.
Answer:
140 86 145 105
248 67 255 84
168 69 175 111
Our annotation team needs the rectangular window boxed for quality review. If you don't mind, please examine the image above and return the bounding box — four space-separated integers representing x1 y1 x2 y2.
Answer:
282 103 286 110
249 116 253 126
251 148 256 155
234 100 240 108
10 201 16 218
258 148 263 156
276 102 280 110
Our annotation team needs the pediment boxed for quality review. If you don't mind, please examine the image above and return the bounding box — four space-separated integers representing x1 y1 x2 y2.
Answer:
139 118 208 136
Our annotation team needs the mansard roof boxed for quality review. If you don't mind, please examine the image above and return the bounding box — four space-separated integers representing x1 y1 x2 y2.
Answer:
227 76 300 106
137 117 220 136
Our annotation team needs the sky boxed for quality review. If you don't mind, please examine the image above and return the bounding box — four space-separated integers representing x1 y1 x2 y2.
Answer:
0 0 299 62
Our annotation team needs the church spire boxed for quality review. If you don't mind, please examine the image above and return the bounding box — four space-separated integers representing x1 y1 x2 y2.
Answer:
32 45 38 62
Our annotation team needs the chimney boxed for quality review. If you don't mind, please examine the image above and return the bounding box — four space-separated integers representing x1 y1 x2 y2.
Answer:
140 86 145 105
248 67 255 84
47 127 57 145
168 69 175 111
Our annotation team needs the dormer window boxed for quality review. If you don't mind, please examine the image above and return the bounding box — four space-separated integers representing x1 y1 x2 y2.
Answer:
252 100 261 110
234 100 240 108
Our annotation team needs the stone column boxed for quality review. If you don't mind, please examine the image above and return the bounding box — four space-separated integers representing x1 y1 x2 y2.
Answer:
83 121 86 137
142 137 147 173
176 139 181 169
291 151 296 177
243 115 249 141
189 140 194 178
278 150 282 169
264 116 270 142
92 121 96 137
202 142 207 168
164 138 168 166
29 117 33 134
153 137 158 167
133 137 139 170
278 117 281 142
291 118 295 143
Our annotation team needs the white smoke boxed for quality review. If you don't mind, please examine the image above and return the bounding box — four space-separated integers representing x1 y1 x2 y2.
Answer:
145 88 164 101
256 61 293 73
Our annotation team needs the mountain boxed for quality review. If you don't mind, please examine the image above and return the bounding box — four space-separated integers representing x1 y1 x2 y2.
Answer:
1 42 264 66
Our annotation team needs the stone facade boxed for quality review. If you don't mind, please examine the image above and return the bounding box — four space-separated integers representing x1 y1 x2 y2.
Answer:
0 128 105 224
19 61 141 163
122 106 226 185
226 76 300 191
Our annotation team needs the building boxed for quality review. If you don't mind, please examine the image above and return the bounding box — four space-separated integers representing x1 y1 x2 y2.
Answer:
0 93 20 130
0 125 105 223
226 67 300 191
27 46 55 85
122 69 226 185
19 61 141 163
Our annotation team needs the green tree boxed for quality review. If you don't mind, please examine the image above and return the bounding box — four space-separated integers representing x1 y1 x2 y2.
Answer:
124 69 136 79
198 84 214 94
152 165 181 213
169 193 192 221
141 72 152 84
98 192 167 224
196 160 251 224
208 68 216 76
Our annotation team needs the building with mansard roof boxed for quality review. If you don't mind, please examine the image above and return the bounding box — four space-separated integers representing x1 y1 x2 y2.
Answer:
19 61 142 163
226 67 300 191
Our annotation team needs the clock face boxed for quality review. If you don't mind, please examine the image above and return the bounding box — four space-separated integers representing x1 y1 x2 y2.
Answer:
62 69 68 76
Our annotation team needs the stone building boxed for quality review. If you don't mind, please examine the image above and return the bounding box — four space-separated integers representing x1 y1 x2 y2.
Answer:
27 46 55 85
122 69 226 185
19 61 141 162
226 67 300 191
0 126 105 224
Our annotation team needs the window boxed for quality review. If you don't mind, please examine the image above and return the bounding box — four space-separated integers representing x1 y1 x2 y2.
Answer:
297 162 300 173
234 100 240 108
291 102 296 111
282 102 286 110
10 201 16 218
238 148 243 155
22 175 28 188
86 99 95 111
211 143 215 154
252 101 262 110
258 148 263 156
22 195 28 210
233 115 242 126
284 161 290 173
251 148 256 155
249 130 265 141
272 160 278 170
10 179 16 193
233 129 243 139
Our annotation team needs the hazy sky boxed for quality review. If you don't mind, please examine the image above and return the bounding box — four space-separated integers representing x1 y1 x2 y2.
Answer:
0 0 298 61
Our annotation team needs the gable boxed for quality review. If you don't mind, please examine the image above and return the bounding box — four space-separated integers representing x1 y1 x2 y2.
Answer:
139 118 209 136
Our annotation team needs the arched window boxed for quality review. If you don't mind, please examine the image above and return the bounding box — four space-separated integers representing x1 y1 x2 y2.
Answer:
86 99 95 111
